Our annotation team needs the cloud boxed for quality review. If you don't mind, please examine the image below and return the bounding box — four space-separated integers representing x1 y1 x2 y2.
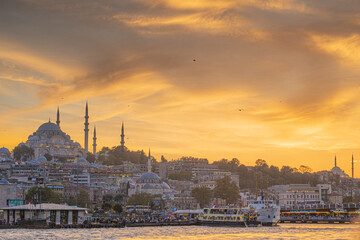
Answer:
0 0 360 175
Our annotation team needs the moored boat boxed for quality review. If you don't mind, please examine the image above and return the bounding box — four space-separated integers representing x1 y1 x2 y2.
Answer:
198 207 260 227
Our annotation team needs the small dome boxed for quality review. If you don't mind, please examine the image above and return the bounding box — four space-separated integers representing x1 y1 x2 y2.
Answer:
28 136 39 141
0 147 10 155
0 179 9 184
77 157 88 164
38 156 47 162
37 122 61 132
139 172 160 180
56 141 64 146
26 160 40 166
162 182 170 189
143 183 154 189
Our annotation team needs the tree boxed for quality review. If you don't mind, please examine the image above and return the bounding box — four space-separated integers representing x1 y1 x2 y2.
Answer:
25 187 59 203
191 187 212 208
127 193 154 206
255 159 267 167
113 203 123 214
299 165 313 174
13 145 34 161
44 153 52 162
102 202 112 211
86 153 96 163
114 194 124 203
213 176 239 204
77 189 91 208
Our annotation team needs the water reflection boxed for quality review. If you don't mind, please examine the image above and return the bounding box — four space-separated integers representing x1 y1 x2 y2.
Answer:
0 224 359 240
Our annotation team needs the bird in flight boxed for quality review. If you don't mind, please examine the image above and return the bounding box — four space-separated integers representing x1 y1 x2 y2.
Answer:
193 59 196 62
238 109 244 111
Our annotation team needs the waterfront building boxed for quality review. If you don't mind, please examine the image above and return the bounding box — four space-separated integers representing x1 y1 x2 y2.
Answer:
1 203 88 225
0 179 17 208
269 184 332 207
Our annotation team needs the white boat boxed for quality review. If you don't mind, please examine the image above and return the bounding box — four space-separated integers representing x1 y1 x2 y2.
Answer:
198 207 260 227
245 199 280 226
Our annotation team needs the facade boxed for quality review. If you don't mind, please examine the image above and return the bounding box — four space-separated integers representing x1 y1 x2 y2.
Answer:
1 203 87 225
0 179 17 208
269 184 328 207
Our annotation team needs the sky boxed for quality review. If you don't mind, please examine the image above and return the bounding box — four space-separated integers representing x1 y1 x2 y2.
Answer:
0 0 360 177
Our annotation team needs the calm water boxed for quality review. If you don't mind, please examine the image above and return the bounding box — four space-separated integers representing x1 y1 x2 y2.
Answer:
0 224 359 240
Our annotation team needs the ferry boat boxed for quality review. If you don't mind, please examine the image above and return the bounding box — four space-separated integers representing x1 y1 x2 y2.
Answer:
198 207 260 227
245 199 280 226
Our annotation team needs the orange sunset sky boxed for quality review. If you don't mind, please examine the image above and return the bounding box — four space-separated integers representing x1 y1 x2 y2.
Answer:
0 0 360 177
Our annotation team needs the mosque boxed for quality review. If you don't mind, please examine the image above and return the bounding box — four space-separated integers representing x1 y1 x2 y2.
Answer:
22 103 97 162
128 150 173 197
331 155 350 178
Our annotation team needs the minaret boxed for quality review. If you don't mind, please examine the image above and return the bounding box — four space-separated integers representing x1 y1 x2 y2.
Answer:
84 102 89 152
56 106 60 127
147 148 152 172
121 121 125 152
93 126 97 155
335 155 337 167
352 154 354 179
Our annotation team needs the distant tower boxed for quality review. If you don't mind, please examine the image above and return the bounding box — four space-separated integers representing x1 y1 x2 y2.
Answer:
335 155 337 167
84 102 89 152
93 126 97 155
121 121 125 152
56 106 60 127
352 154 354 179
147 149 152 172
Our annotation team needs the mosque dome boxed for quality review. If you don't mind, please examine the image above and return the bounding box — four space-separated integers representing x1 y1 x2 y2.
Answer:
38 156 47 162
331 166 343 175
37 121 61 132
77 157 88 164
137 172 161 184
0 147 10 155
28 136 39 141
0 179 9 184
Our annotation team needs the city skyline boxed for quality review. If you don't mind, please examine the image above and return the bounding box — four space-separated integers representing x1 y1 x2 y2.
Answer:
1 1 360 177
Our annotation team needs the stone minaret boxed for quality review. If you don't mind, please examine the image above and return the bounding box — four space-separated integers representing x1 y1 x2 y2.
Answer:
335 155 337 167
148 149 152 172
84 102 89 152
56 106 60 127
93 126 97 155
352 154 354 179
121 121 125 152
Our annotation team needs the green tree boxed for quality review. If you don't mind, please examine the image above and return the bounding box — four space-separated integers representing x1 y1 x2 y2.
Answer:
299 165 313 174
86 153 96 163
102 202 112 211
191 186 212 208
78 189 91 208
255 159 267 167
114 194 124 203
127 193 154 206
44 153 52 162
213 176 239 204
13 145 34 161
113 203 123 214
25 187 59 203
